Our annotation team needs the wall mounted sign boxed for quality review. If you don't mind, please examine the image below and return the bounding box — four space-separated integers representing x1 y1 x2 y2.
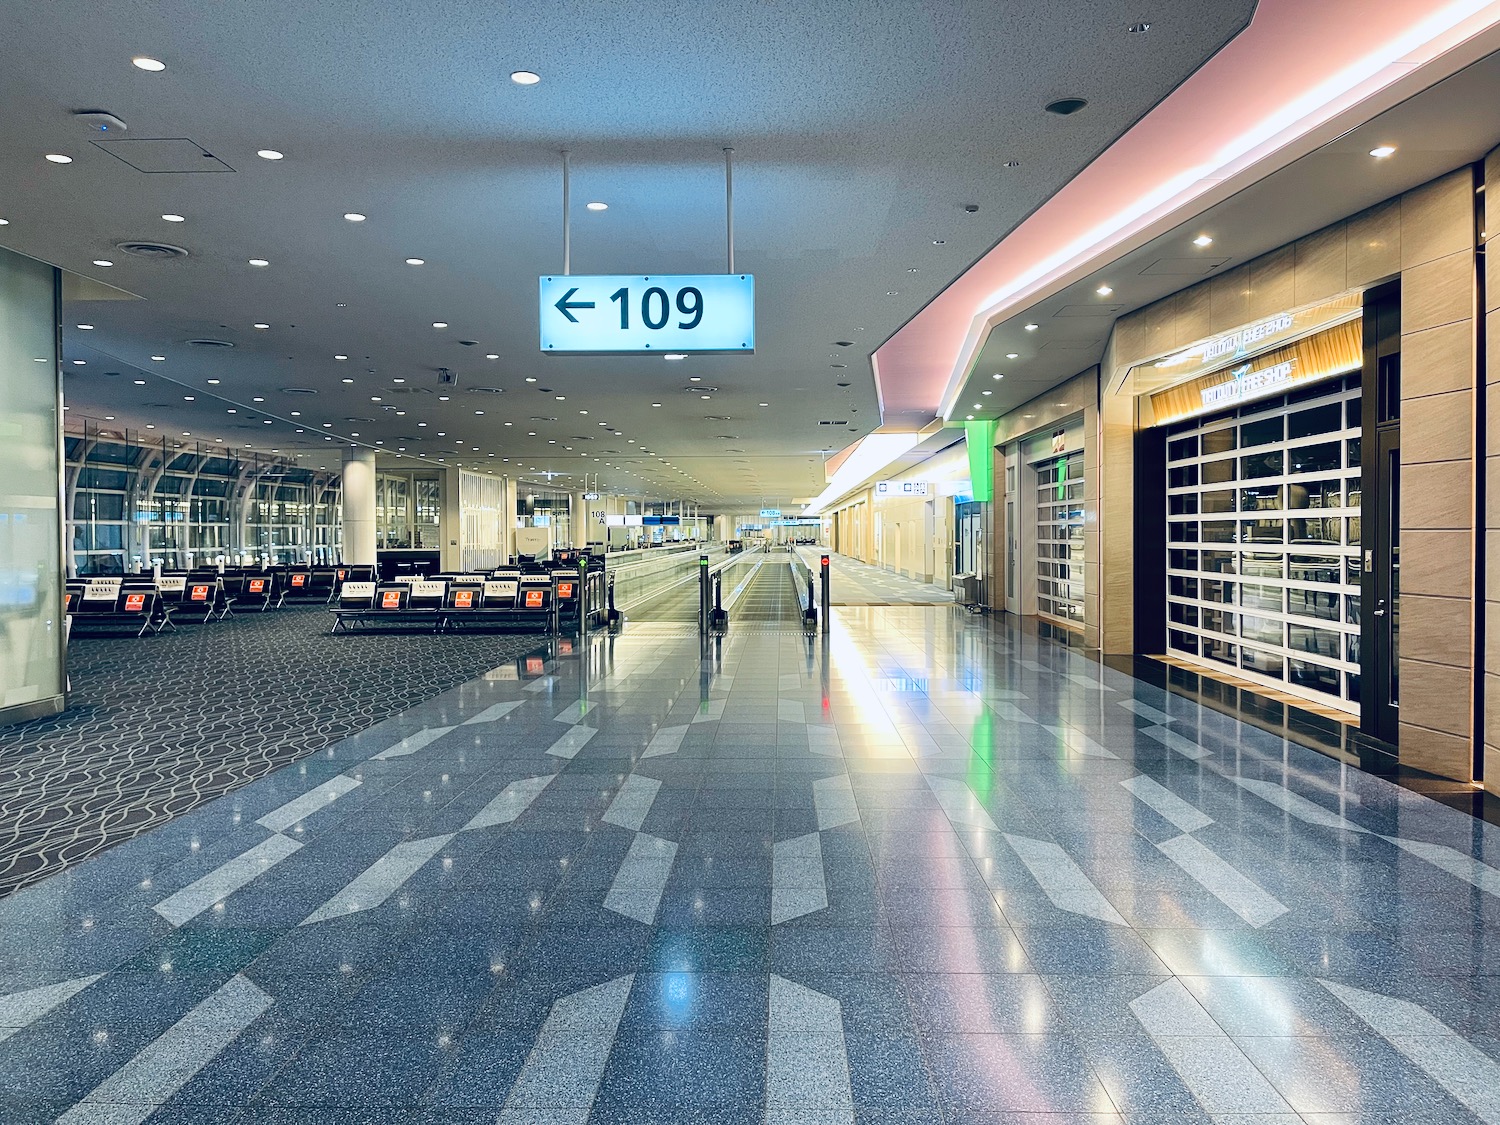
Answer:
539 274 755 354
1200 359 1296 409
1148 318 1362 425
759 508 782 517
874 480 929 497
1200 312 1295 362
1050 430 1067 454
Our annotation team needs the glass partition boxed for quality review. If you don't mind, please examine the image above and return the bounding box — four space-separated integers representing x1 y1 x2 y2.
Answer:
0 248 65 724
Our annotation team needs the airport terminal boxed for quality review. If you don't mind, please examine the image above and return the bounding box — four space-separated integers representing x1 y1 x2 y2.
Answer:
4 1 1500 1120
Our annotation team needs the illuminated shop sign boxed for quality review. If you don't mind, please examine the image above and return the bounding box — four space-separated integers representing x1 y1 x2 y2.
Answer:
874 480 929 496
1200 313 1294 362
1200 360 1296 409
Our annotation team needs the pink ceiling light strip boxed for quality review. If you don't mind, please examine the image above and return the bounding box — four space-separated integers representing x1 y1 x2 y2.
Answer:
871 0 1500 423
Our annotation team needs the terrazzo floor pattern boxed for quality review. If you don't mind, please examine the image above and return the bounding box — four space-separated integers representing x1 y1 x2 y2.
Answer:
2 606 1500 1122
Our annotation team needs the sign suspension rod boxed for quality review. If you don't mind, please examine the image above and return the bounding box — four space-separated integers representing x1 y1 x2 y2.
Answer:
724 146 735 275
561 149 572 277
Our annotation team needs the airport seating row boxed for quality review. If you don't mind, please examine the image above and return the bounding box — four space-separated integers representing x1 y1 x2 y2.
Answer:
330 570 582 633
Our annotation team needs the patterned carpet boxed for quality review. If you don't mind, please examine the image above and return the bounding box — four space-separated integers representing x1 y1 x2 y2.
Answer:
0 606 552 898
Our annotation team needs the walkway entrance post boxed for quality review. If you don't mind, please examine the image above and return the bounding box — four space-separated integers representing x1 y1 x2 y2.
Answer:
820 554 831 635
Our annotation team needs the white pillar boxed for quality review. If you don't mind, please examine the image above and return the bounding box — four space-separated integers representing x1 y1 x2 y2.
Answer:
341 448 377 564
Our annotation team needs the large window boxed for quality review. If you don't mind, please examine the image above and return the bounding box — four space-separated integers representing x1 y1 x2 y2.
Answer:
1037 451 1084 625
66 428 342 573
1165 374 1362 710
376 470 442 550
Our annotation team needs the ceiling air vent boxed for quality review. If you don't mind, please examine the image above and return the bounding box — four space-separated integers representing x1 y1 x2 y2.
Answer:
466 386 505 394
116 241 189 260
281 387 318 395
344 416 376 423
818 420 849 426
186 338 234 349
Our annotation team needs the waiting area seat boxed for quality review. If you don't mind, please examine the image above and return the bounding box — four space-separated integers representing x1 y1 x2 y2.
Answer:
328 573 561 634
65 580 175 637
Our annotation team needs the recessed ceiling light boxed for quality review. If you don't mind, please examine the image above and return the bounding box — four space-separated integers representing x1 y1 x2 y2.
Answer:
1096 284 1113 296
0 219 8 226
966 414 974 420
432 321 448 328
651 403 662 407
76 323 94 330
253 322 270 329
133 379 145 385
256 149 284 161
334 354 348 360
586 202 608 212
664 353 686 361
131 56 166 72
485 353 499 360
1192 234 1214 247
45 154 72 164
341 378 353 384
72 360 85 366
406 257 425 265
161 214 185 223
1369 145 1397 159
981 390 992 395
93 259 114 267
525 377 537 383
206 378 221 385
248 258 269 267
510 70 541 85
1024 323 1038 331
151 355 165 361
1045 97 1088 116
993 373 1004 380
344 213 366 222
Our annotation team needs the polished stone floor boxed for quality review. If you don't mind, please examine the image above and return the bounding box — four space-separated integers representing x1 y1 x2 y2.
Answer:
3 604 1500 1123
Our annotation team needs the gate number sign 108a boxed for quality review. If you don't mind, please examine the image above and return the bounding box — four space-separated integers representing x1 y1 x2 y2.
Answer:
539 274 755 354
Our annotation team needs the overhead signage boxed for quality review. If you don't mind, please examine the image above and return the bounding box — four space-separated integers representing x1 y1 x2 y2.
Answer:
539 274 755 354
760 508 782 518
1200 359 1296 409
582 492 601 501
1050 430 1067 454
1200 312 1294 363
874 480 929 497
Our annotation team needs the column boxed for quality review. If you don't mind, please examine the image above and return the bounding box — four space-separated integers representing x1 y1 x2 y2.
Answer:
0 247 65 726
573 492 589 549
341 448 377 565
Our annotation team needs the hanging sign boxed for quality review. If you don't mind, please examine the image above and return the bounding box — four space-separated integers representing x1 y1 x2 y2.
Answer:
539 274 755 354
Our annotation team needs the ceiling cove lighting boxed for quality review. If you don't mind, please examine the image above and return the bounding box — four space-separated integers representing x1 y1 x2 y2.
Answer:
131 56 166 71
1369 145 1397 158
510 70 541 85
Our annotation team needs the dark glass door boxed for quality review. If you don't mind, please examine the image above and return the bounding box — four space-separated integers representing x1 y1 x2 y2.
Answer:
1367 427 1399 743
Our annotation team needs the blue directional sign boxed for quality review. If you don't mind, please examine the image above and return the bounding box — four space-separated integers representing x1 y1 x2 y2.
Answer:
539 274 754 354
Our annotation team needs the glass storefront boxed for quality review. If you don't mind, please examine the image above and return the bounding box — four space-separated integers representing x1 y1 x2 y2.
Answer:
1164 373 1362 709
